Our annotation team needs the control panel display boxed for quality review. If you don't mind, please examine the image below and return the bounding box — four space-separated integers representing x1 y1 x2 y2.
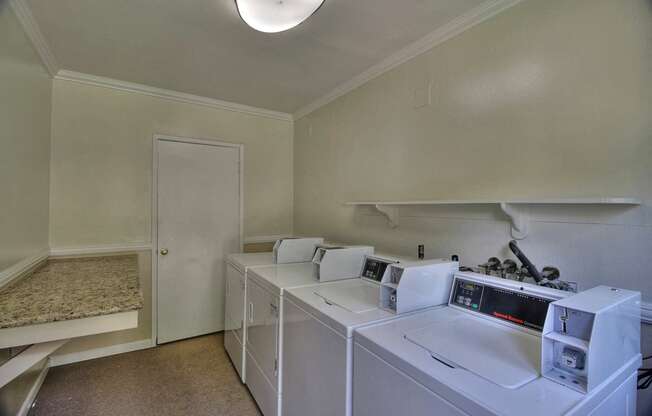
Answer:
451 280 484 310
451 278 552 331
361 258 396 282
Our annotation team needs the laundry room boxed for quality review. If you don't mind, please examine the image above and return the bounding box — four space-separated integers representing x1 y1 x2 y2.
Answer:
0 0 651 415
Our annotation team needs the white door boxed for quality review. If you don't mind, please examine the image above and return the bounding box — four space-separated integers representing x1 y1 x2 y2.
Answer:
246 279 279 386
156 138 241 344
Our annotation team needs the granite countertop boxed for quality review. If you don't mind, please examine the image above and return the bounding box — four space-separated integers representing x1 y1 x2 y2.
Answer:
0 255 143 329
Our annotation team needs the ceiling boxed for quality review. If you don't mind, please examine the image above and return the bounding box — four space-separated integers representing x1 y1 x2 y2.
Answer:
27 0 490 114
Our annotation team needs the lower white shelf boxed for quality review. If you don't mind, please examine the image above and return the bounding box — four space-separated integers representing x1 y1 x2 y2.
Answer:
0 310 139 349
0 340 67 389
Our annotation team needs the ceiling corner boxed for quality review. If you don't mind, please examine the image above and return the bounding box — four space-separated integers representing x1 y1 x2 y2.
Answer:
292 0 524 120
9 0 59 77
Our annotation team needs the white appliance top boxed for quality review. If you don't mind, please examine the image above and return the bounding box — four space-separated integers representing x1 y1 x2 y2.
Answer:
353 307 634 416
552 284 640 313
226 252 274 273
285 279 398 338
314 282 380 314
404 308 540 389
247 262 317 296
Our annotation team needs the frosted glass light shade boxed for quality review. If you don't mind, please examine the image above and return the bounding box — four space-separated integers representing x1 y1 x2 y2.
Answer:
235 0 325 33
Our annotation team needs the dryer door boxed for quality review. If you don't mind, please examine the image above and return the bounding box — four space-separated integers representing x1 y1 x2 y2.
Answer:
246 278 280 386
225 263 245 340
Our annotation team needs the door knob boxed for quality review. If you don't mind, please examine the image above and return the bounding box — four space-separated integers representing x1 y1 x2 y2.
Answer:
160 248 169 256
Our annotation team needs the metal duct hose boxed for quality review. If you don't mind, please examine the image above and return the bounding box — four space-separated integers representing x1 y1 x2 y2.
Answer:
508 240 542 283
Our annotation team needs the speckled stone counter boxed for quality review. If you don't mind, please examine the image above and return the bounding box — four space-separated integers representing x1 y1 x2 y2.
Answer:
0 255 143 329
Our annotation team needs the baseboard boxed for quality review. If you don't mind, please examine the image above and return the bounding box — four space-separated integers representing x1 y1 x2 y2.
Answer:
16 363 48 416
49 339 154 367
0 249 49 289
49 243 152 257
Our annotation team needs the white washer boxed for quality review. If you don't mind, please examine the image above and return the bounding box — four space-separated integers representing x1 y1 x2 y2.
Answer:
280 258 455 416
246 259 368 416
225 238 325 384
352 273 640 416
224 252 275 383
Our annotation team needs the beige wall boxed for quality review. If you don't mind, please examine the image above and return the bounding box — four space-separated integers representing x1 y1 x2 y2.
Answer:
243 241 275 253
48 79 293 358
0 1 52 271
49 79 293 248
294 0 652 295
0 2 52 413
295 3 652 411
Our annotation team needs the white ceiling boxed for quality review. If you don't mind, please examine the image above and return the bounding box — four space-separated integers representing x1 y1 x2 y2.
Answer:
27 0 490 114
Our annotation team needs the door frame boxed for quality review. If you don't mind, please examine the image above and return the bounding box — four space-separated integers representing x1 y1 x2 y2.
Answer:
151 134 244 344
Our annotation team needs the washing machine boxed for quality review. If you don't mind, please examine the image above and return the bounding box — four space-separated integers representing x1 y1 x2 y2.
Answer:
281 258 458 416
352 272 641 416
245 246 374 416
224 237 323 383
225 252 274 383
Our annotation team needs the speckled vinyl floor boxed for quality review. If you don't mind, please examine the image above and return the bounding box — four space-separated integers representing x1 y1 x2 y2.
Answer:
29 333 261 416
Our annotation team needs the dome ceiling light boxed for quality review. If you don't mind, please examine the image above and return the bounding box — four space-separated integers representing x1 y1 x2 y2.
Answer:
235 0 326 33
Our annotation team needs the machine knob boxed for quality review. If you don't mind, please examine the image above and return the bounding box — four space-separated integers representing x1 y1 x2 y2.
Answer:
502 259 518 274
479 257 501 275
541 266 560 280
487 257 501 270
160 248 169 256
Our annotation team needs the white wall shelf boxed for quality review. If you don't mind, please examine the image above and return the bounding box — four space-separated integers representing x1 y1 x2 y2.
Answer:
345 198 641 239
0 310 138 349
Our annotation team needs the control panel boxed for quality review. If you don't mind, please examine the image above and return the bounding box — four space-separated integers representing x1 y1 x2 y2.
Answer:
312 245 375 282
541 286 641 393
451 277 554 332
273 237 324 264
360 256 398 282
380 260 458 314
451 280 483 310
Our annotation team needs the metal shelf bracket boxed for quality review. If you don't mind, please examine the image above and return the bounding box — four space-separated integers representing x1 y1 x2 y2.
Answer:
374 204 399 228
500 202 529 240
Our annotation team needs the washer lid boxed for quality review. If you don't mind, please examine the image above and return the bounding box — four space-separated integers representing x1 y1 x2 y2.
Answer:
248 262 316 295
285 279 395 337
313 283 379 313
405 311 541 389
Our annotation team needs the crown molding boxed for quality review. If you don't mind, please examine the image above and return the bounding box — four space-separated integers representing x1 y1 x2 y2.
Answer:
293 0 523 120
55 70 294 122
9 0 59 76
